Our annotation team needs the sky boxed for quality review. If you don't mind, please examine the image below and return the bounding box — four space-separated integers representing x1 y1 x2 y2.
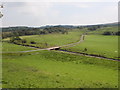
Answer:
0 0 119 27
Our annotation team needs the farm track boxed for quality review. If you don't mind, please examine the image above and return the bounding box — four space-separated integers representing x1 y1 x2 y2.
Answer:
2 35 119 61
2 35 85 53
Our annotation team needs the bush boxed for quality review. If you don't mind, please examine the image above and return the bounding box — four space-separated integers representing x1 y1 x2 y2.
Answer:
10 36 21 43
22 39 27 43
115 31 120 35
30 41 36 44
102 31 112 35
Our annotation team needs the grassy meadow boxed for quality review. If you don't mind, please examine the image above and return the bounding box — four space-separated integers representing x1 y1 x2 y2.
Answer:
3 31 82 49
2 42 36 52
21 31 81 47
87 26 118 35
2 26 119 88
2 50 118 88
62 35 118 59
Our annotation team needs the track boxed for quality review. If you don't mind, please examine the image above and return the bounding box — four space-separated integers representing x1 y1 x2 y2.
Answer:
2 35 85 53
2 34 119 61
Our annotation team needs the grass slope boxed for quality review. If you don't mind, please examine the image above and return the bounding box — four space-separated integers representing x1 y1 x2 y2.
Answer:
19 31 82 48
87 26 118 35
2 42 36 52
2 50 118 88
62 35 118 59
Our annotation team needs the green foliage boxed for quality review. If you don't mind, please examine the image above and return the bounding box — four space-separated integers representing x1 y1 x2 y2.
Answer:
2 26 70 39
9 36 21 43
87 25 101 31
115 31 120 35
102 31 113 35
102 31 120 36
21 39 27 43
87 26 118 35
30 41 36 44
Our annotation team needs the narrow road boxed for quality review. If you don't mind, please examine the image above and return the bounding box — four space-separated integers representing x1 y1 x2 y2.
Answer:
60 35 85 48
2 34 119 61
2 35 85 53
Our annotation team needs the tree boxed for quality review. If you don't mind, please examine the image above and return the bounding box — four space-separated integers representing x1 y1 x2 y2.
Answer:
10 36 21 43
115 31 120 36
84 48 87 51
102 31 112 35
30 41 36 44
22 39 27 43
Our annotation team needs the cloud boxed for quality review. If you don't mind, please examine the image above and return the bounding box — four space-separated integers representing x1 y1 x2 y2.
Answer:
74 3 90 8
1 0 119 2
2 2 118 27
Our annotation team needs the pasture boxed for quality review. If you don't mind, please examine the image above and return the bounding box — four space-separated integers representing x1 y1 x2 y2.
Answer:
3 31 82 49
2 50 118 88
19 31 82 48
87 26 118 35
62 35 118 59
2 26 119 88
2 42 36 52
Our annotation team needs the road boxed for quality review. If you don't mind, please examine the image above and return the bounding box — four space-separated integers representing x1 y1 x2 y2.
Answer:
2 35 85 53
2 34 119 61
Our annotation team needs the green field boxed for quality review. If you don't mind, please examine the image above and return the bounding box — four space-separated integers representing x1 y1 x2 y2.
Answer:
2 42 36 52
3 31 82 49
19 31 82 48
2 50 118 88
2 27 119 88
62 35 118 59
87 26 118 35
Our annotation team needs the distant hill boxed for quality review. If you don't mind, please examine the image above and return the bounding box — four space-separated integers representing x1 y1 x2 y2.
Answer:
1 22 119 32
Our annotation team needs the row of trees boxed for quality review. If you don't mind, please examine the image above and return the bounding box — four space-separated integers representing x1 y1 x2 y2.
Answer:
9 36 36 45
87 25 101 31
102 31 120 35
2 26 69 39
43 27 68 34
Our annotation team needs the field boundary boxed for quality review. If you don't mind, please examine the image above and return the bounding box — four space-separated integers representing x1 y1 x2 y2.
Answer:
57 49 119 61
2 34 119 61
2 35 85 53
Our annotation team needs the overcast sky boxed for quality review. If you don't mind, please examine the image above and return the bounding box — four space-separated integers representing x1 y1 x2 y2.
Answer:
0 0 118 27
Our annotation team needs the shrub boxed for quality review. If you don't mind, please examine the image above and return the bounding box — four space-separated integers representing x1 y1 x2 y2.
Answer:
22 39 27 43
30 41 36 44
115 31 120 35
10 36 21 43
102 31 112 35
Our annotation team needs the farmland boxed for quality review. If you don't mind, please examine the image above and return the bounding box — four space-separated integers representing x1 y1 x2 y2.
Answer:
2 42 36 52
1 1 119 88
87 26 118 35
2 50 118 88
3 31 82 49
20 31 81 48
62 35 119 59
2 25 119 88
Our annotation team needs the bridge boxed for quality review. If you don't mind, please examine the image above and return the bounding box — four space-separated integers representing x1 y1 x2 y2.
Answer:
46 47 61 50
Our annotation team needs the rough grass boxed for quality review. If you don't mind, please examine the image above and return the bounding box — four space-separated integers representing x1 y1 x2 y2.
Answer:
2 50 118 88
2 42 36 52
62 35 118 59
87 26 118 35
19 31 82 48
3 31 82 49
